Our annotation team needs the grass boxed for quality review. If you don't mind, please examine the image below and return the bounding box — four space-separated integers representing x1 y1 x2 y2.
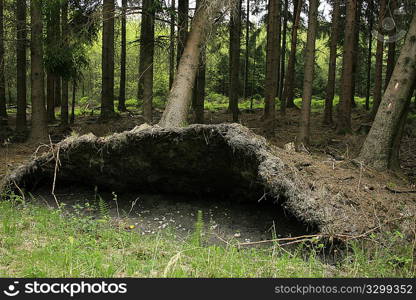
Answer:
0 194 414 278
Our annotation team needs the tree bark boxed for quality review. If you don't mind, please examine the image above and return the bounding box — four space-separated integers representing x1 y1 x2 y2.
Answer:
365 0 374 111
61 0 69 128
101 0 115 119
336 0 357 134
359 12 416 170
193 50 206 124
350 0 362 108
282 0 302 112
229 0 242 122
159 0 230 127
30 0 48 142
16 0 27 132
177 0 189 66
118 0 127 112
169 0 176 89
70 80 76 124
138 0 155 123
384 0 397 91
263 0 281 132
371 0 386 119
243 0 250 101
0 0 7 127
323 0 341 125
297 0 319 146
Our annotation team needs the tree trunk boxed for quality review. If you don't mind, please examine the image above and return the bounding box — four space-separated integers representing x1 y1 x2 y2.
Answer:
70 80 76 124
350 0 362 108
137 0 155 123
243 0 250 101
30 0 48 142
193 50 206 124
365 0 374 111
323 0 341 125
359 12 416 170
336 0 357 134
370 0 386 119
169 0 176 89
263 0 281 132
177 0 189 67
101 0 115 119
0 0 7 127
384 0 397 91
278 0 288 108
282 0 302 112
159 0 230 127
16 0 27 133
229 0 242 122
118 0 127 112
61 0 69 128
297 0 319 146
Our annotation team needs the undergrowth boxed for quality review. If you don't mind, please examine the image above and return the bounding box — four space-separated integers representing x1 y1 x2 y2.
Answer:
0 193 414 278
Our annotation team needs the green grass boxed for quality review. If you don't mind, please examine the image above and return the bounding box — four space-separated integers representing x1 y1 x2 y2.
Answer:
0 195 414 278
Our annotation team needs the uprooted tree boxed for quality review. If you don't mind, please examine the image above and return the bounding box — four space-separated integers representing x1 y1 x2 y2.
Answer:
158 0 237 128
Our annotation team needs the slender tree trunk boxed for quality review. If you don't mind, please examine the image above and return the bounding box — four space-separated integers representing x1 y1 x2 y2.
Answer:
177 0 189 66
16 0 27 133
101 0 115 119
278 0 288 108
229 0 242 122
384 0 397 91
55 11 61 108
323 0 341 125
359 12 416 170
193 50 206 124
159 0 229 127
282 0 302 112
365 0 374 111
169 0 176 89
70 80 76 124
371 0 386 119
336 0 357 134
118 0 127 112
0 0 7 126
243 0 250 100
138 0 155 123
61 0 69 128
297 0 319 146
350 0 362 108
30 0 48 142
263 0 281 132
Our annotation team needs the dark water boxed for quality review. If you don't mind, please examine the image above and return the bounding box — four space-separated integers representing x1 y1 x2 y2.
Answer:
32 187 310 246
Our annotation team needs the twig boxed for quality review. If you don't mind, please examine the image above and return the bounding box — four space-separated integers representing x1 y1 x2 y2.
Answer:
385 186 416 194
50 136 61 209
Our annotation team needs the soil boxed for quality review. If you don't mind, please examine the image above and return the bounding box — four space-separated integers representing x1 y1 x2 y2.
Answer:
1 106 416 241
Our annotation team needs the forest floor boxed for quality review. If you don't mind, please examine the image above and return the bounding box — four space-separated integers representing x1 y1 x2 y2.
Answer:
0 101 416 277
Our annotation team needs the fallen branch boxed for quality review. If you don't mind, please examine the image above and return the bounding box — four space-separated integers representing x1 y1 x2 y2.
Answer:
385 186 416 194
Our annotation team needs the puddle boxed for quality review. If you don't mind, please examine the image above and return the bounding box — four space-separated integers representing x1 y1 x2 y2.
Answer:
32 187 311 246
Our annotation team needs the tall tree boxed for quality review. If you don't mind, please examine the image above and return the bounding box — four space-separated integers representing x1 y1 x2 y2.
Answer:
323 0 341 125
118 0 127 112
101 0 115 119
169 0 176 88
278 0 288 106
0 0 6 127
16 0 27 132
193 51 206 124
359 12 416 170
263 0 281 132
61 0 69 128
365 0 374 111
297 0 319 146
229 0 242 122
371 0 386 119
159 0 232 127
384 0 397 91
282 0 302 113
350 0 362 108
243 0 250 100
30 0 48 142
138 0 155 123
336 0 357 134
177 0 189 66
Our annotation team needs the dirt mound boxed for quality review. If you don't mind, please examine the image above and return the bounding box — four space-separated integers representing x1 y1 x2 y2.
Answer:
2 123 415 236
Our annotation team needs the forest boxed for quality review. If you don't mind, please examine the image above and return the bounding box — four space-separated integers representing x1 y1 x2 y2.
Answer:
0 0 415 279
